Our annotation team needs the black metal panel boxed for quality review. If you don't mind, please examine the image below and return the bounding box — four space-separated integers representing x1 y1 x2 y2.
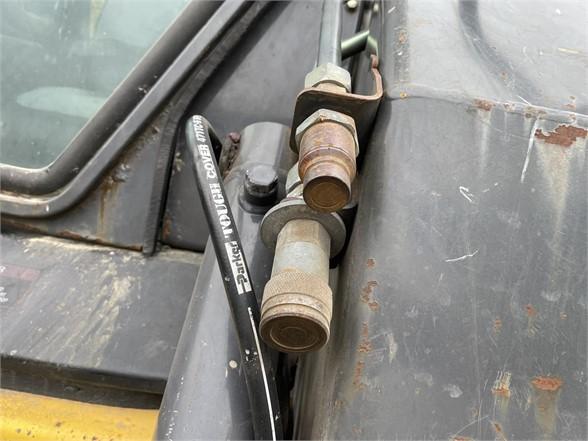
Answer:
0 233 201 396
294 97 587 440
293 2 587 439
380 0 587 112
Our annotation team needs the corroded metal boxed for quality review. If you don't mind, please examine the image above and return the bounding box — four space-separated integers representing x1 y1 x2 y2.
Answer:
296 111 358 212
260 219 332 353
289 54 383 151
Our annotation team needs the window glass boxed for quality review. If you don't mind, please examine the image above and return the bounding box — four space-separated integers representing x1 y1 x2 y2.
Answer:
0 0 188 168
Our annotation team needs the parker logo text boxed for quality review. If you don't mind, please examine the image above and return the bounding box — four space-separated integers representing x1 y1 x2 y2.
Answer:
225 241 252 295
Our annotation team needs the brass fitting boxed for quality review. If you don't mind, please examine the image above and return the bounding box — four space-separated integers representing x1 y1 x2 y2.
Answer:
295 109 358 213
260 219 332 353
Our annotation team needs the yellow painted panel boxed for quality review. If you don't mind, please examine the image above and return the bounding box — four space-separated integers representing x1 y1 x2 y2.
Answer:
0 389 158 441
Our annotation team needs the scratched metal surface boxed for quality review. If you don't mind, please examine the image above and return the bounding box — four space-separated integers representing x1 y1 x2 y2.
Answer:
0 234 201 395
293 1 587 439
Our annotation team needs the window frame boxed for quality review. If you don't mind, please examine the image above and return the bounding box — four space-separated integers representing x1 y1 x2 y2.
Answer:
0 1 251 218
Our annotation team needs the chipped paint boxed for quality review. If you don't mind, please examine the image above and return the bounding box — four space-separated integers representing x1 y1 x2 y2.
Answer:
492 371 512 398
532 376 562 392
443 384 463 398
387 333 398 363
493 317 503 334
534 125 587 147
474 99 494 111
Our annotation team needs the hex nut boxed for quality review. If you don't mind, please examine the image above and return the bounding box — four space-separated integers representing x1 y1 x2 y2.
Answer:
294 108 359 155
304 63 352 92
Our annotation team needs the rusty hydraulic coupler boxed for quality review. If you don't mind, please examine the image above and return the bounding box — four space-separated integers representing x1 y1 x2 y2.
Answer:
259 173 346 353
295 107 358 213
294 62 359 213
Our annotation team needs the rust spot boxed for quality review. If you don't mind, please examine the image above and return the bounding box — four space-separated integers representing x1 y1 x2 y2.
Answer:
161 216 172 241
532 376 562 392
491 422 507 441
353 360 366 390
358 339 373 353
524 107 547 119
525 304 537 317
535 124 587 147
366 258 376 268
361 281 380 311
398 30 407 44
474 99 494 111
493 317 502 333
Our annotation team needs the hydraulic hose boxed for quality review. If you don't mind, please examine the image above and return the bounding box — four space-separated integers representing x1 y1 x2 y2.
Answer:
185 115 282 440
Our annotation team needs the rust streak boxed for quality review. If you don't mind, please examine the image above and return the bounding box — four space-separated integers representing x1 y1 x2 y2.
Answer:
531 376 562 438
352 360 365 391
535 125 587 147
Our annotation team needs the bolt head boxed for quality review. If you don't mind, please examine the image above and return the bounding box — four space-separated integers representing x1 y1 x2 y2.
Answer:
244 165 278 204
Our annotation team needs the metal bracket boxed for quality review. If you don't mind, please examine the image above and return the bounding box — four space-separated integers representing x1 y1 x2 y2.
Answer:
289 54 384 151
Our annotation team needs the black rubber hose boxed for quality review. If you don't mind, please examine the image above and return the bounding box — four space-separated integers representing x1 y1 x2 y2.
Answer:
185 115 282 441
